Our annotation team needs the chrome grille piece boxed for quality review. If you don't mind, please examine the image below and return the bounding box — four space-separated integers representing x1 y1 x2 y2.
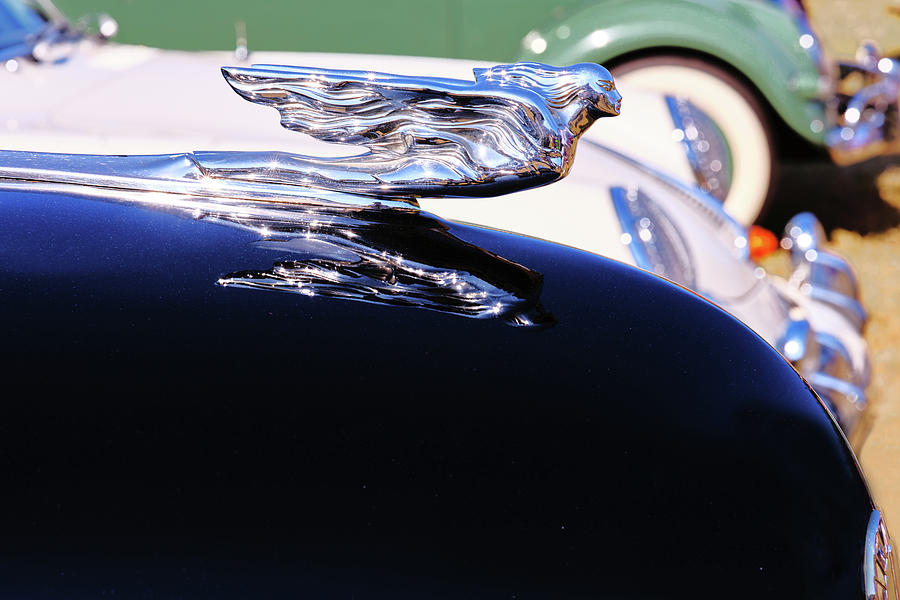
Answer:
866 509 899 600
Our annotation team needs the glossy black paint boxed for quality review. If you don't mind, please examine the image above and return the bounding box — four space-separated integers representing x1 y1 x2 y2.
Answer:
0 189 873 598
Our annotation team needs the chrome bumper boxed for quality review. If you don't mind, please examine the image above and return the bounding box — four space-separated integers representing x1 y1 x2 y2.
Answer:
826 43 900 165
778 213 869 432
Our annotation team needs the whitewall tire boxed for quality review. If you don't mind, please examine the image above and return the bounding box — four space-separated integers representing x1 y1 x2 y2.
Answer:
613 56 775 226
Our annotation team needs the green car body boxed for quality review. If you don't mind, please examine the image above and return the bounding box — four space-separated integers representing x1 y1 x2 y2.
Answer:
515 0 827 145
55 0 828 145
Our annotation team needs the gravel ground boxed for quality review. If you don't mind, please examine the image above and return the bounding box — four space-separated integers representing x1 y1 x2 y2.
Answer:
761 158 900 521
806 0 900 58
839 166 900 521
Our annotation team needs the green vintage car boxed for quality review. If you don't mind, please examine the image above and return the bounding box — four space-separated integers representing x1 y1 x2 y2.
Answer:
50 0 900 223
513 0 900 224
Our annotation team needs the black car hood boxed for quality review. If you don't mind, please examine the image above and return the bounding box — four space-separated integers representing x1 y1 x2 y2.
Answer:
0 188 872 598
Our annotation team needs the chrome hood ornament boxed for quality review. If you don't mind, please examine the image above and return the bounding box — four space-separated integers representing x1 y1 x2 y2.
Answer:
0 61 620 205
216 62 621 198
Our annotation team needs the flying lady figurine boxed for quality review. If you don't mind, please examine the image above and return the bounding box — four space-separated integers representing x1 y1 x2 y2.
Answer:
217 62 622 198
0 62 620 206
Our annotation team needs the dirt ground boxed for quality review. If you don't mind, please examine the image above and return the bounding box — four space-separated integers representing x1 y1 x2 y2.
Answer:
836 165 900 522
760 157 900 521
806 0 900 59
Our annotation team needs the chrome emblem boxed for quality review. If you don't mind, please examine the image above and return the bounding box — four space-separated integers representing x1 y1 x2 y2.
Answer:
866 509 899 600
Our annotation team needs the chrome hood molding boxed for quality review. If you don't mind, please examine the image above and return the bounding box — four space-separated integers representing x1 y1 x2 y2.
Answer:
0 61 621 203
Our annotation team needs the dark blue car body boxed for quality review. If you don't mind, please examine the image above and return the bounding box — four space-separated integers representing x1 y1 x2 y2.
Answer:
0 187 876 598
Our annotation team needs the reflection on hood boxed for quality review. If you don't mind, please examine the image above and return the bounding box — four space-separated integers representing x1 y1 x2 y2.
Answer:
209 202 555 328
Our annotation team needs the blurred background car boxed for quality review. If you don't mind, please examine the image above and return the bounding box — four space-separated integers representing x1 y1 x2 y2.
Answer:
45 0 900 226
516 0 900 225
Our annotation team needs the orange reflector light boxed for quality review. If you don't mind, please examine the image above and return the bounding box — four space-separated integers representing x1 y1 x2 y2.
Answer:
749 225 778 260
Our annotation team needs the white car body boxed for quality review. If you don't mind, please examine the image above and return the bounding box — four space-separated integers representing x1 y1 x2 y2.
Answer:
0 41 869 431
